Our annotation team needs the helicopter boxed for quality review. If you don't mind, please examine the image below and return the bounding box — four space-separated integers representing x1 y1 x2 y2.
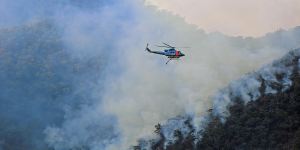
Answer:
145 42 187 64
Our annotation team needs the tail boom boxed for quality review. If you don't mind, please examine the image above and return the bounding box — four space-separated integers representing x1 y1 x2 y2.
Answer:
145 44 165 55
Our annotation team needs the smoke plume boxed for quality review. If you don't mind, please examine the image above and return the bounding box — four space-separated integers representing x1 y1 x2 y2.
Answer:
0 0 300 149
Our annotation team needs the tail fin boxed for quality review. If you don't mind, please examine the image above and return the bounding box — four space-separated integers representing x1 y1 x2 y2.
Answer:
145 43 151 52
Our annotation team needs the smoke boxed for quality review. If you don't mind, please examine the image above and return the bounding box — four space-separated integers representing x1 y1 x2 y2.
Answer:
0 0 300 150
99 4 300 149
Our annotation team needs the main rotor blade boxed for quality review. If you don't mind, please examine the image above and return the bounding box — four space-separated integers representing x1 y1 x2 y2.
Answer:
176 47 191 49
155 45 171 48
162 42 175 48
157 45 191 49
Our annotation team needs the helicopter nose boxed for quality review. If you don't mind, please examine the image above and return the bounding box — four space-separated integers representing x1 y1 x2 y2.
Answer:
182 53 185 56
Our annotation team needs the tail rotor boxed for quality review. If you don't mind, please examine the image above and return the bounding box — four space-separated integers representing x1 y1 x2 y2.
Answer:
145 43 151 52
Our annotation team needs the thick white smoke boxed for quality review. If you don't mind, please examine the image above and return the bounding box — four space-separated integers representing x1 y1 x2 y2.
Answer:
1 0 300 149
44 0 300 149
212 50 297 120
99 3 300 149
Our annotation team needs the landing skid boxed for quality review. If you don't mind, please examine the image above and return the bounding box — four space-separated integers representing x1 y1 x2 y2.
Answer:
166 58 179 64
166 58 172 64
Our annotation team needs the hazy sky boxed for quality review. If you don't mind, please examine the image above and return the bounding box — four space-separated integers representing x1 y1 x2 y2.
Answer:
145 0 300 37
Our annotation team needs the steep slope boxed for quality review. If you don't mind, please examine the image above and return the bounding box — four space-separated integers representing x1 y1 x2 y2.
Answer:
136 48 300 150
1 20 300 150
198 71 300 149
0 22 67 150
0 22 108 150
198 49 300 149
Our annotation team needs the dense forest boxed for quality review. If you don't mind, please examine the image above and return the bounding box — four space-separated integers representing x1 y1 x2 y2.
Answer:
138 49 300 150
0 22 107 150
1 21 300 150
198 55 300 150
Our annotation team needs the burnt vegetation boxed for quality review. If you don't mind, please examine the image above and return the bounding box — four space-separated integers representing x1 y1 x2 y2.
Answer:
139 52 300 150
198 57 300 149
